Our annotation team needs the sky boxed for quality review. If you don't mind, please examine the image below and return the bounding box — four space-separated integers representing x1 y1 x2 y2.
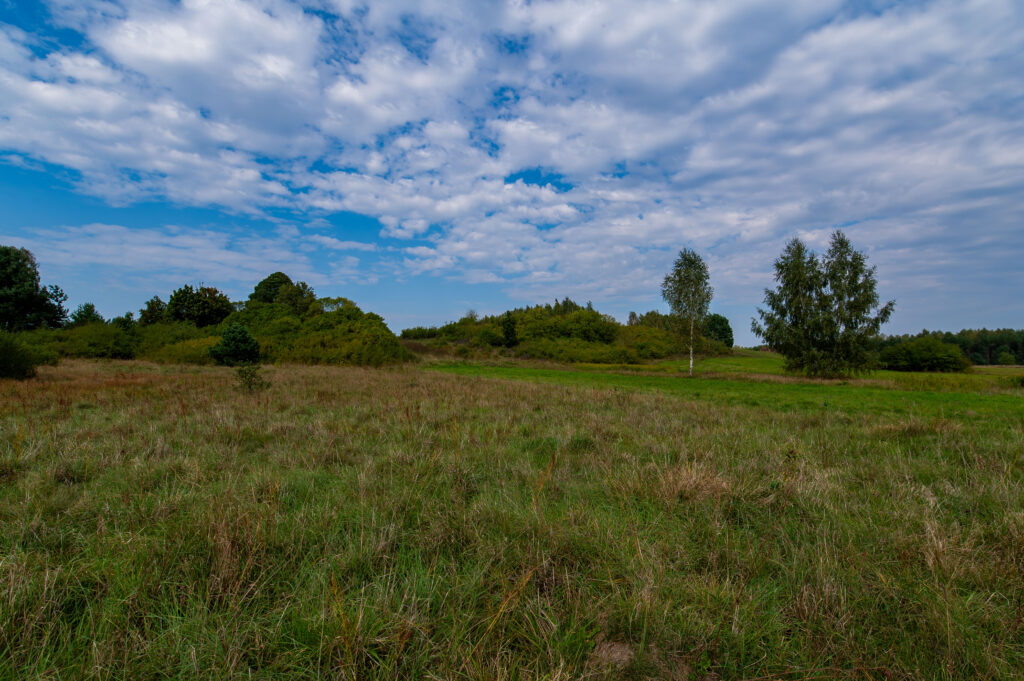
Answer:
1 0 1022 346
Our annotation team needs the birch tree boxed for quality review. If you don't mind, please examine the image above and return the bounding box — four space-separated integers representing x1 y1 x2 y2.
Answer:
661 249 713 376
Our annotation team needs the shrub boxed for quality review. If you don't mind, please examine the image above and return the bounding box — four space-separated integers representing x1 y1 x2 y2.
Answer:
879 337 970 372
209 324 261 366
704 313 734 348
235 364 269 393
58 323 136 359
400 326 440 340
166 285 234 327
136 322 209 358
0 332 42 379
996 351 1016 365
148 337 219 365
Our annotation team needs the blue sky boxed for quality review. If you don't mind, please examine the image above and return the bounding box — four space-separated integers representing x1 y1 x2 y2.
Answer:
1 0 1022 345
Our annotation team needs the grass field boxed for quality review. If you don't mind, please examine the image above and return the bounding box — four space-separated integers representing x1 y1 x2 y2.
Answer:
2 356 1023 679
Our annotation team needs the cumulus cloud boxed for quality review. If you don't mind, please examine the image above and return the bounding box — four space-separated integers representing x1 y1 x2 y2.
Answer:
1 0 1023 334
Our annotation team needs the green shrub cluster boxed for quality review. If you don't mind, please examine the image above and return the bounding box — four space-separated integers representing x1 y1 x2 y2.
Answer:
879 336 970 372
878 328 1023 366
0 332 51 379
10 274 410 368
399 298 723 364
17 323 135 359
209 324 260 366
224 297 412 367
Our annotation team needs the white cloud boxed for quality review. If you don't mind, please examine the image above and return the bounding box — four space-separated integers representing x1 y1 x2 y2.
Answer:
0 0 1022 337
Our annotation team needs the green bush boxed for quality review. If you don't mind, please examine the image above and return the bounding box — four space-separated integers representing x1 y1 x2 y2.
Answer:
704 313 734 348
517 338 639 364
235 364 269 393
209 324 261 366
59 323 136 358
996 351 1016 365
0 332 42 379
148 337 219 365
879 337 970 372
617 325 681 359
136 322 209 358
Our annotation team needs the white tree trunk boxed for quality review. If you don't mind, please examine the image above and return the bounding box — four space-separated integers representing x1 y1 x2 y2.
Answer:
689 317 694 377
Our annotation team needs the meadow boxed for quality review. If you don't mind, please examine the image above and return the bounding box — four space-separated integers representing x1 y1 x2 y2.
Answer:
1 353 1022 680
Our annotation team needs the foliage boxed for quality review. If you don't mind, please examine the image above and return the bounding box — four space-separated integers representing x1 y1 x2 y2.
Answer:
662 249 713 375
223 295 411 367
138 296 167 326
502 312 518 347
57 324 136 359
752 231 894 377
135 322 209 358
275 281 317 317
996 351 1016 365
878 328 1024 366
109 311 136 332
234 364 269 393
68 302 104 327
0 245 68 331
879 336 970 372
147 337 219 365
20 323 137 359
400 326 440 340
703 313 733 348
166 285 234 327
249 272 293 303
0 332 44 379
209 323 261 366
401 298 729 364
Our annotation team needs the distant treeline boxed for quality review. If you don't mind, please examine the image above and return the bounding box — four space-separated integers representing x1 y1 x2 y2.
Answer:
11 271 412 368
877 329 1022 368
400 298 733 363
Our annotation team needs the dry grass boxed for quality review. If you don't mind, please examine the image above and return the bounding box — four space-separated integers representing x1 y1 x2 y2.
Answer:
0 359 1022 680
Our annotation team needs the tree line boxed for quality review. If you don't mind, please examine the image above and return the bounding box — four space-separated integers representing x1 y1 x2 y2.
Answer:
2 232 1012 380
0 249 411 378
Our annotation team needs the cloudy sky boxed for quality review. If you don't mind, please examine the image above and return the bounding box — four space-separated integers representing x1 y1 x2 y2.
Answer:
1 0 1022 344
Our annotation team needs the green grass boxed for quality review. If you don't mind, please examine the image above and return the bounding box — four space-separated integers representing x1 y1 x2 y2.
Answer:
431 355 1024 419
1 357 1022 679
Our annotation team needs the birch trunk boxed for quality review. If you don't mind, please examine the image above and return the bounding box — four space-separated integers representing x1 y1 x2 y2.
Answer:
689 317 694 376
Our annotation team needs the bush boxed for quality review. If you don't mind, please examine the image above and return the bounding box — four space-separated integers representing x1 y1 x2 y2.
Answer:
235 364 269 393
209 324 261 366
704 313 734 348
58 323 136 358
996 351 1016 365
879 337 970 372
517 338 639 364
135 322 209 358
0 332 42 379
148 337 219 365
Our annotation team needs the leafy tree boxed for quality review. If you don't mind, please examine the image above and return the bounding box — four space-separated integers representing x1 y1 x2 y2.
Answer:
276 281 317 317
68 302 104 327
996 350 1016 365
166 285 234 327
704 313 733 348
879 337 969 372
209 323 261 366
138 296 167 325
109 311 136 332
752 231 894 377
0 245 68 331
661 248 713 376
250 272 293 303
502 312 518 347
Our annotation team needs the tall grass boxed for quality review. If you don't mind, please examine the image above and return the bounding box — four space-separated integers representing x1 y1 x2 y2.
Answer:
1 360 1021 679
